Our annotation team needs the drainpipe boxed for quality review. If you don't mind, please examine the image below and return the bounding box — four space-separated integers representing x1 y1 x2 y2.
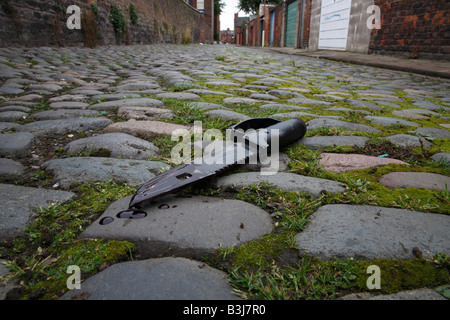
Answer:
281 1 286 47
211 0 214 43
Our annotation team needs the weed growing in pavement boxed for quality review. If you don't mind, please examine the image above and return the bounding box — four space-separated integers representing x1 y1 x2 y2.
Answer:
162 99 234 130
235 182 323 232
59 53 70 64
2 239 135 299
229 256 358 300
1 180 136 299
227 255 448 300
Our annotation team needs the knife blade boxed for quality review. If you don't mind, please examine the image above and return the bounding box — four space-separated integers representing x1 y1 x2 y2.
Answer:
128 117 307 209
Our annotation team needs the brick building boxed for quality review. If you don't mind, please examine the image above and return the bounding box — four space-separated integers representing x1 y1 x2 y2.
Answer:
183 0 216 42
220 28 234 44
237 0 448 60
234 14 249 45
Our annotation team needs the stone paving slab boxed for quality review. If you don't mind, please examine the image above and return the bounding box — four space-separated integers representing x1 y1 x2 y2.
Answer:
204 109 251 121
41 157 170 189
103 120 191 138
365 116 420 127
320 153 409 173
379 172 450 191
113 82 160 92
64 133 160 160
0 184 75 241
431 153 450 163
90 93 141 101
117 106 174 120
187 101 229 111
9 94 42 102
414 127 450 139
260 103 311 111
287 97 332 106
223 97 263 105
16 118 113 137
0 106 31 113
295 204 450 260
340 288 446 300
81 195 273 258
0 122 21 133
48 94 88 103
31 109 100 120
0 111 27 122
60 257 240 300
155 92 201 100
385 134 433 148
28 83 62 92
306 118 381 133
300 136 368 150
0 158 25 179
214 172 345 198
271 111 320 119
186 89 233 96
89 98 164 111
49 101 90 110
412 100 447 111
0 132 37 157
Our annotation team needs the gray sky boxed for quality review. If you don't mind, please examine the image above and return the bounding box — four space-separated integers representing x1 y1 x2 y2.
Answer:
220 0 241 31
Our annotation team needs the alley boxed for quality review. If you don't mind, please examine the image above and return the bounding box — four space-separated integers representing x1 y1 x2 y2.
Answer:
0 44 449 300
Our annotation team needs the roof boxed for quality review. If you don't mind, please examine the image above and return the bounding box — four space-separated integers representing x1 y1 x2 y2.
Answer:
235 17 250 27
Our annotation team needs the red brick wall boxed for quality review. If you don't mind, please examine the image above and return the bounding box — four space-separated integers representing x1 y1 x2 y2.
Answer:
235 26 244 45
272 3 284 47
370 0 449 60
302 0 311 48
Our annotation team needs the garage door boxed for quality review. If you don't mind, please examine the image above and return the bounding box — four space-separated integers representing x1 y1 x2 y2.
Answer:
285 1 298 47
318 0 352 50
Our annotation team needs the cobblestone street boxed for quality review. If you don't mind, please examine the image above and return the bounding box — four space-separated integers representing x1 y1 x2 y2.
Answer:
0 44 449 300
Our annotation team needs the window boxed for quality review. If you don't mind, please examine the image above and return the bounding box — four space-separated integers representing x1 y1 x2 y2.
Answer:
197 0 204 11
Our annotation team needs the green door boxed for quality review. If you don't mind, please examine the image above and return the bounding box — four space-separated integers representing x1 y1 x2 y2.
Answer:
285 1 298 47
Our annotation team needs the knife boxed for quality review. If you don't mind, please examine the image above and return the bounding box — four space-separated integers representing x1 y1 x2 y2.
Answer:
126 117 307 211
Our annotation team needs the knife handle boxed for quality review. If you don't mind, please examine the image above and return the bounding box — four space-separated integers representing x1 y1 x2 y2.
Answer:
266 118 307 148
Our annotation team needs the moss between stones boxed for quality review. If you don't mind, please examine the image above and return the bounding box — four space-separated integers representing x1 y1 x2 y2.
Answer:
229 233 293 272
352 258 449 295
22 239 135 300
2 181 137 299
220 243 449 299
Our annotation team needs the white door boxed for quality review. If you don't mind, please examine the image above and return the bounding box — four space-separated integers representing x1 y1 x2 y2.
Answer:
318 0 352 50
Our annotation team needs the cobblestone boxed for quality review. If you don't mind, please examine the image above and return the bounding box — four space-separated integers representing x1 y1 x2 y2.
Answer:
0 45 448 301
